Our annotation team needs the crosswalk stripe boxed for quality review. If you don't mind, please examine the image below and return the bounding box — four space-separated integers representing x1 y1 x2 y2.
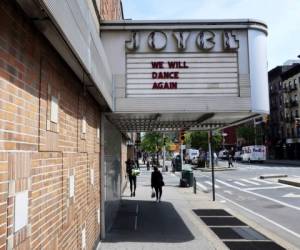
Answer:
245 185 287 191
251 177 273 184
234 181 247 187
241 179 260 186
204 181 220 188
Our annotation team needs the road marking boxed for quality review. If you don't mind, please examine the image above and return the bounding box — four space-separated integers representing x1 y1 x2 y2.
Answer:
252 178 273 184
196 182 209 193
283 193 300 198
245 186 287 191
216 179 300 211
241 179 260 185
216 193 300 239
205 181 220 188
224 190 233 195
234 181 247 187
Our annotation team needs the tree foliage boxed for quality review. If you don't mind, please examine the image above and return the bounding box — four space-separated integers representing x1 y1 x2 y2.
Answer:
187 131 222 150
141 132 171 153
236 126 255 145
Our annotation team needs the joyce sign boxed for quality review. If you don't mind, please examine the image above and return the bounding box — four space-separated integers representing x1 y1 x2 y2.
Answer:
151 61 188 89
126 30 239 51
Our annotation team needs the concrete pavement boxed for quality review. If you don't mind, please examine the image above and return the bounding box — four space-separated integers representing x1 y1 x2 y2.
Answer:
99 166 226 250
99 165 295 250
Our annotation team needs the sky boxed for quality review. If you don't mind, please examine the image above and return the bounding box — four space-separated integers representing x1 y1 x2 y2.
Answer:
122 0 300 70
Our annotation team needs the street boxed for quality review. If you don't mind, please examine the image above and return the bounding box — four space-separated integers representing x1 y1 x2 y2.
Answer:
193 161 300 249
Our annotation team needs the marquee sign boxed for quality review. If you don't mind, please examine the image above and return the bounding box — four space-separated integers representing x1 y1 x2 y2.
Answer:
125 30 239 97
126 52 238 97
101 19 269 119
125 30 239 51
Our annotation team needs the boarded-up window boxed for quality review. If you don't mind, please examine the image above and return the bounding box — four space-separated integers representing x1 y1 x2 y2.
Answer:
90 168 94 185
82 116 87 134
14 191 28 232
50 96 58 123
81 227 86 249
69 175 75 198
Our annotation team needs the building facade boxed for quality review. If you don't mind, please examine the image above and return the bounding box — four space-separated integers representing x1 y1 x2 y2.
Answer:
0 0 270 249
0 0 124 249
268 64 300 159
282 65 300 159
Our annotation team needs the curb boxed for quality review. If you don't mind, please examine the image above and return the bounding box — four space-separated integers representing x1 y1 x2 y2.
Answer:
278 178 300 187
260 174 288 179
200 167 237 172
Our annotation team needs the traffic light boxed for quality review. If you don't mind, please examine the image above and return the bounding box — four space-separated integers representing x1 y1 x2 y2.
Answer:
180 131 185 143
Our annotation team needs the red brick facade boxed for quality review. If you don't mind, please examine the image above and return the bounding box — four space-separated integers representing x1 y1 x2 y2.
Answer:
100 0 123 20
0 1 105 249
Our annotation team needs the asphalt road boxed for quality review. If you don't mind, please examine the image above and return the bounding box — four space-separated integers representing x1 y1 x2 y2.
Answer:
192 161 300 249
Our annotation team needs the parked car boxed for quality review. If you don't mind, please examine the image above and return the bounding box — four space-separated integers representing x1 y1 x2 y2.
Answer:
241 145 266 163
218 150 228 160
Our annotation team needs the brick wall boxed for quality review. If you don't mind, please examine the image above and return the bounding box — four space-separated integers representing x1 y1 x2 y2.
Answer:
100 0 123 20
0 1 101 249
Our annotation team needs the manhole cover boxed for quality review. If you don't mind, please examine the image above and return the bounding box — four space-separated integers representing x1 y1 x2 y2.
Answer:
201 217 247 226
193 209 232 217
224 241 285 250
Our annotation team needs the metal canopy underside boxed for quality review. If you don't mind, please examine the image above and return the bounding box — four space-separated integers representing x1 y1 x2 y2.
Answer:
106 112 259 132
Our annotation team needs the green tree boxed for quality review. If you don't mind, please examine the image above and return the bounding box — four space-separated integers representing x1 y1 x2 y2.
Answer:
141 132 172 164
188 131 222 150
236 126 255 145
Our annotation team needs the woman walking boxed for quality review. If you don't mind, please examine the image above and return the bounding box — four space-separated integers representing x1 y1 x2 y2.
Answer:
151 166 164 202
126 158 137 197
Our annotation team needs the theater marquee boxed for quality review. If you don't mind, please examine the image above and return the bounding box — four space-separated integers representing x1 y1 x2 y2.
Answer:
101 20 269 118
125 30 240 97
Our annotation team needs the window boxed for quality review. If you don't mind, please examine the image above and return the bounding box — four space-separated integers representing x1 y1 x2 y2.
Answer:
50 96 58 123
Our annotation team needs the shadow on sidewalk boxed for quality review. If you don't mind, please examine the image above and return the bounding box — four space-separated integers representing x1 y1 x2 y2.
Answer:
104 199 195 243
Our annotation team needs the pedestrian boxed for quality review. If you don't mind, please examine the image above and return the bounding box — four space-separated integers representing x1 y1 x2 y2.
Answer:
151 166 164 202
214 152 218 166
126 158 137 197
228 154 234 168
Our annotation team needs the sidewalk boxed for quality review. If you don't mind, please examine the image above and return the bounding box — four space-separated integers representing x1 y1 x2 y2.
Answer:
99 166 295 250
265 160 300 167
99 167 227 250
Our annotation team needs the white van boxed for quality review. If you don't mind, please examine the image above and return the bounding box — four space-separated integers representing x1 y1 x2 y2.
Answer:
185 149 199 164
218 149 228 160
241 145 266 162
